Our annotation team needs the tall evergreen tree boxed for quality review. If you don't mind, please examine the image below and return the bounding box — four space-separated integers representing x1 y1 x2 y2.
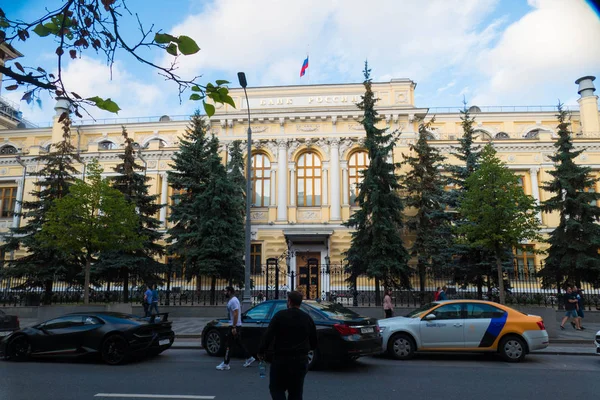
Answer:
539 104 600 288
445 104 500 298
167 112 214 289
1 116 81 302
194 139 245 287
224 140 246 284
458 144 541 304
344 63 410 303
402 120 452 296
95 127 164 301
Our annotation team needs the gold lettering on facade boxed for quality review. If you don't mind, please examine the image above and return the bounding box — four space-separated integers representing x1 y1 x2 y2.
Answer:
277 99 283 105
287 99 293 105
260 100 266 106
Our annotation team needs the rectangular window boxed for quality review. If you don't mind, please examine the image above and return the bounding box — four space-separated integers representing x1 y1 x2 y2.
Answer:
0 186 17 218
514 245 535 280
251 243 262 275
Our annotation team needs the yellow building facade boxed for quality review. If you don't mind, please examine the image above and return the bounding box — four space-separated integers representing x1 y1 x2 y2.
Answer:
1 73 599 294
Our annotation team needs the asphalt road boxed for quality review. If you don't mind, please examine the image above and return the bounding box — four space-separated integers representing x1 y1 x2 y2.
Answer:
1 350 599 400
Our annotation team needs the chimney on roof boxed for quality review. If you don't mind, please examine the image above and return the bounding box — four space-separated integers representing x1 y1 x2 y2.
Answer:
575 76 599 136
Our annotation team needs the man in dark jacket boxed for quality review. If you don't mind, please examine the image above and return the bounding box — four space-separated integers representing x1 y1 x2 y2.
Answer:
258 291 318 400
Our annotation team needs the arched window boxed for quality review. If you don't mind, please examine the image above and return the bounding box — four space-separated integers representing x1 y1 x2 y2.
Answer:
144 139 167 148
98 141 117 150
495 132 510 140
524 129 540 139
251 153 271 207
474 129 493 141
297 151 321 207
0 145 18 155
349 150 370 204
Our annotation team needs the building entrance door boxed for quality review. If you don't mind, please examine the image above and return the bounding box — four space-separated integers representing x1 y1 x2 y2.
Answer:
296 252 320 301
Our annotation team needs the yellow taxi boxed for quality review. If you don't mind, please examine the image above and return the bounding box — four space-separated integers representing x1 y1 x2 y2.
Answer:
378 300 549 362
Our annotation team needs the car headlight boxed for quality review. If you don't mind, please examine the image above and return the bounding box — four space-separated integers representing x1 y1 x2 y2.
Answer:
379 326 386 333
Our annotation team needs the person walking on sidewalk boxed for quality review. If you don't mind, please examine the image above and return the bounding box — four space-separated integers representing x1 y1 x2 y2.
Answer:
216 286 255 371
572 286 586 330
383 289 394 318
258 291 318 400
144 285 153 317
438 286 448 301
148 284 160 317
560 286 582 331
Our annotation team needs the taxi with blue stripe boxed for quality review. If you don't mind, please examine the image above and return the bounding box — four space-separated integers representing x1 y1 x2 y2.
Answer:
378 300 549 362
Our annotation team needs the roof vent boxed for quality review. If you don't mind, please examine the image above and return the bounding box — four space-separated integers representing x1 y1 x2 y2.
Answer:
468 105 481 113
159 115 171 122
575 76 596 98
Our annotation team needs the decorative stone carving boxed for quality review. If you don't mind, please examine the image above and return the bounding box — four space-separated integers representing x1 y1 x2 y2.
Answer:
339 138 356 159
331 116 337 125
507 155 516 162
148 161 158 169
297 210 321 221
0 168 7 175
251 211 267 220
279 118 285 126
580 154 588 161
296 124 320 132
287 140 302 161
220 120 227 128
251 126 268 133
277 139 288 150
349 123 364 131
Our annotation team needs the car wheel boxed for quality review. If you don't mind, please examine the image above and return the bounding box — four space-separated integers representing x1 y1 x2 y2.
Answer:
388 333 416 360
101 335 130 365
204 329 224 357
7 335 30 361
307 348 321 370
499 336 526 362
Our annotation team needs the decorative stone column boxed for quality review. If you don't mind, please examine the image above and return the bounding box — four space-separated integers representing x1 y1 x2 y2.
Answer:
270 163 277 207
322 162 329 206
329 139 341 220
529 167 543 223
12 178 24 229
159 172 169 226
341 161 349 206
277 140 288 221
289 163 296 206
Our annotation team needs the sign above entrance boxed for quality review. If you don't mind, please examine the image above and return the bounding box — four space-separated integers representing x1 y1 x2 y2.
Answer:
244 95 363 109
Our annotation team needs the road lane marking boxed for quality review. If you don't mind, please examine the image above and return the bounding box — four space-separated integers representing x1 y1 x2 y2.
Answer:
94 394 215 399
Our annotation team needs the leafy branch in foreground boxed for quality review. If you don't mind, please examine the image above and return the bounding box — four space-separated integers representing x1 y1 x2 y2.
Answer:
0 1 233 116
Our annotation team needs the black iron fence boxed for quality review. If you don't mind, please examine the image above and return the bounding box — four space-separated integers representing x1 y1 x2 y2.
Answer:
1 263 600 310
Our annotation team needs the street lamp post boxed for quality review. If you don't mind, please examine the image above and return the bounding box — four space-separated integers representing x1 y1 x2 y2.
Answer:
238 72 253 311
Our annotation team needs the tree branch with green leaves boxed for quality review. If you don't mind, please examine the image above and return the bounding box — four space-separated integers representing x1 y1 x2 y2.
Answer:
0 1 234 117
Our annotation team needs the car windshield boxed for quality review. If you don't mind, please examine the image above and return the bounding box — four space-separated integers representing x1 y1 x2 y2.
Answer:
306 301 360 321
405 303 438 318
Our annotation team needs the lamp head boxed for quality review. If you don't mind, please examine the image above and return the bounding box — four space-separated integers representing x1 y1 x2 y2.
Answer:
237 72 247 89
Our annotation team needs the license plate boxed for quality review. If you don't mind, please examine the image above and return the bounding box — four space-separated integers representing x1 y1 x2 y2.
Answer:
159 339 170 346
361 327 374 334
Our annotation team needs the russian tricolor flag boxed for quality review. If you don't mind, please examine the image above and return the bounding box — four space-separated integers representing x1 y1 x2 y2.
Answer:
300 56 309 77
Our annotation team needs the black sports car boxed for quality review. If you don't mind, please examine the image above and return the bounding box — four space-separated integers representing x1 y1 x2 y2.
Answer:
0 312 174 365
202 300 381 369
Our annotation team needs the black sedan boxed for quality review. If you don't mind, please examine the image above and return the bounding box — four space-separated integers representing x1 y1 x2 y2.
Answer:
202 300 381 369
0 312 174 365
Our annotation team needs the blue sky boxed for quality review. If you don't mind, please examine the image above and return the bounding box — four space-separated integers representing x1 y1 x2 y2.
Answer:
2 0 599 124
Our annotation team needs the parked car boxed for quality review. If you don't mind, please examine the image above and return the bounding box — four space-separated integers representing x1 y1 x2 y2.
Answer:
0 312 174 365
0 310 20 337
202 300 382 370
378 300 549 362
595 330 600 355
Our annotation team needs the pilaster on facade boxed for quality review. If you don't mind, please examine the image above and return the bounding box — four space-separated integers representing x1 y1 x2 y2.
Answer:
159 172 168 226
329 139 341 221
276 140 288 221
529 167 543 225
288 162 296 207
12 177 24 228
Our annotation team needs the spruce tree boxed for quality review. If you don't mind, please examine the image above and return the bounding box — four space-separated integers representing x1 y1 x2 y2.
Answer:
344 63 410 304
1 116 81 303
539 104 600 288
167 112 213 292
194 139 245 288
224 140 246 284
445 104 501 298
95 127 164 301
403 120 452 296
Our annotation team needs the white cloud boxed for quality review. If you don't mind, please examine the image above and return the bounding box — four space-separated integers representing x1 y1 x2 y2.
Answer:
165 0 500 85
437 80 457 93
471 0 600 105
8 56 164 124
